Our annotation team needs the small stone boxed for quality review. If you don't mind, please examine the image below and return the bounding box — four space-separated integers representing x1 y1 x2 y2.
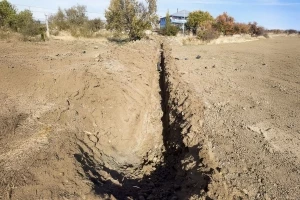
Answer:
196 55 201 59
243 189 248 195
184 58 188 60
175 57 180 60
94 46 99 49
82 50 86 54
212 65 216 68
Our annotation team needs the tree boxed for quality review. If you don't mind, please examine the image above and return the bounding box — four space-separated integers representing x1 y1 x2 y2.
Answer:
16 9 44 37
249 22 266 36
49 7 68 30
16 9 33 30
87 18 104 32
65 5 88 26
215 12 235 35
160 12 179 36
105 0 158 40
186 10 214 34
0 0 17 28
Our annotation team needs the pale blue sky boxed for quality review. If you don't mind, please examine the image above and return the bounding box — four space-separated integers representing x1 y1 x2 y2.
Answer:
9 0 300 30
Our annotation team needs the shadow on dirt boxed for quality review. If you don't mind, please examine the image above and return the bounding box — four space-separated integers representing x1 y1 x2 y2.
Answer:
74 44 211 199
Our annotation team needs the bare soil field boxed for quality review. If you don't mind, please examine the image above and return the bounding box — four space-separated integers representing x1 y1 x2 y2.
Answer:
171 36 300 199
0 35 299 200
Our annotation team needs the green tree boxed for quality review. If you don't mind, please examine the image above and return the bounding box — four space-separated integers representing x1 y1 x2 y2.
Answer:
105 0 158 40
87 18 104 32
16 9 33 30
186 10 214 34
16 9 43 37
160 12 179 36
65 5 88 26
49 7 68 30
0 0 17 28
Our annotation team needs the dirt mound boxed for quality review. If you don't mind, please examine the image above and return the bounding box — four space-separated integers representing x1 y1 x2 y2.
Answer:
0 38 221 199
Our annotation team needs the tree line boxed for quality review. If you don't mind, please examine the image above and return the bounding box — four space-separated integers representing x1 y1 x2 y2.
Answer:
0 0 46 40
161 11 272 41
1 0 299 41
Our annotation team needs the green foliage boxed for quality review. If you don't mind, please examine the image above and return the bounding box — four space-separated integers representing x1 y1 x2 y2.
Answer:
49 8 68 30
186 10 213 34
0 0 17 28
16 10 45 38
105 0 157 40
87 18 104 32
160 12 179 36
49 5 105 37
65 5 87 26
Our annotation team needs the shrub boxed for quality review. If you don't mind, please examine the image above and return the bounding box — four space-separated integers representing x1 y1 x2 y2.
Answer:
160 12 179 36
105 0 157 41
87 18 104 32
65 5 87 26
49 8 68 30
15 10 45 39
160 25 179 36
233 23 250 34
197 29 220 41
249 22 266 36
286 29 298 35
0 0 17 29
49 5 106 38
215 12 235 35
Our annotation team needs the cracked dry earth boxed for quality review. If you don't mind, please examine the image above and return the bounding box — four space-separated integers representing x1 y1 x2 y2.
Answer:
0 35 299 200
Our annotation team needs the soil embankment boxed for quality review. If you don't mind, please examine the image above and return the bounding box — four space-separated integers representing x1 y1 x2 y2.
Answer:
0 38 222 199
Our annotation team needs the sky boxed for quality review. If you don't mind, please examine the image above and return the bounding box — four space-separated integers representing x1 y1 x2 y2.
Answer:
8 0 300 30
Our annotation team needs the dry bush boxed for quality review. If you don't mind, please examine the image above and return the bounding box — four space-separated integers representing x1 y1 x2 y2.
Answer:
233 23 250 34
215 12 235 35
197 28 220 41
249 22 267 37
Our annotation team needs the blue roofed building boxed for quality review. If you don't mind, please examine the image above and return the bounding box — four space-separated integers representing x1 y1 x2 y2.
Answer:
160 10 190 29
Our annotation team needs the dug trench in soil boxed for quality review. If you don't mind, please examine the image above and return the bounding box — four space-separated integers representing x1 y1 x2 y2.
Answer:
74 43 212 199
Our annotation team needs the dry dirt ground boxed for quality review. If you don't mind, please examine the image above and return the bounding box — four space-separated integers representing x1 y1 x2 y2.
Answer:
171 35 300 199
0 35 299 200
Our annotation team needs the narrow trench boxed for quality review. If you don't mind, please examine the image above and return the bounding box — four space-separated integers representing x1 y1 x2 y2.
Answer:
74 43 211 200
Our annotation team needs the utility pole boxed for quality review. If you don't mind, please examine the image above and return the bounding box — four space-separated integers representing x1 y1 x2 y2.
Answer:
45 14 50 38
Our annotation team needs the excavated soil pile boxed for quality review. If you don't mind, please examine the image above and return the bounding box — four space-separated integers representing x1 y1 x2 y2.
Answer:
0 38 224 199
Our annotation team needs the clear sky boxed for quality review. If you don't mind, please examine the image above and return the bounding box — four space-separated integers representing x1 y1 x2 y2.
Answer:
8 0 300 30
